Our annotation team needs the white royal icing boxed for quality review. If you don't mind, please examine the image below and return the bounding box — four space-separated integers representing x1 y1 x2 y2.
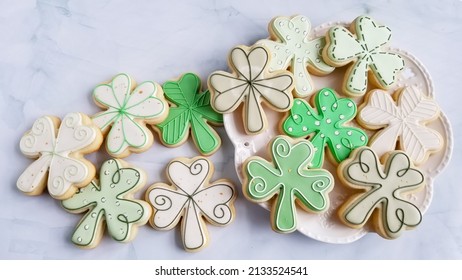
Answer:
208 45 294 134
92 73 167 156
258 15 334 97
147 158 235 251
17 113 99 198
359 86 443 164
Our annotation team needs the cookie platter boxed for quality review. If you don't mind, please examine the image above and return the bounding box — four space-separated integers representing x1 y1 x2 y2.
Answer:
15 15 453 251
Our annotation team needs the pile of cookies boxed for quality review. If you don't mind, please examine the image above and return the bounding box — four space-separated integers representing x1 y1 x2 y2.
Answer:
17 15 450 250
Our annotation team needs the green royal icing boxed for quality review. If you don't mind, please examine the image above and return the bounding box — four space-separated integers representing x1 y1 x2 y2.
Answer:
325 15 405 96
62 159 149 247
283 88 368 168
156 73 223 155
244 136 333 233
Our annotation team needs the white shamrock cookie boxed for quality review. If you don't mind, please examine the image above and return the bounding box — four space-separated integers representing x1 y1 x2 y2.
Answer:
358 86 443 165
92 73 168 158
146 157 236 252
208 45 294 134
323 15 405 96
338 147 425 239
258 15 334 97
17 113 102 200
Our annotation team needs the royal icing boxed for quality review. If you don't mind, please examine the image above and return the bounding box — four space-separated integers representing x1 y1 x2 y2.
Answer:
359 86 443 164
324 15 405 96
283 88 368 168
92 73 167 157
146 157 236 252
244 136 333 233
62 159 150 248
208 45 294 134
338 147 424 239
17 113 101 199
156 73 223 155
257 15 334 97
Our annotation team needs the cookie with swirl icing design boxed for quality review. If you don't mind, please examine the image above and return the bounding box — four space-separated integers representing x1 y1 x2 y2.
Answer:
17 113 103 200
338 147 425 239
146 157 236 252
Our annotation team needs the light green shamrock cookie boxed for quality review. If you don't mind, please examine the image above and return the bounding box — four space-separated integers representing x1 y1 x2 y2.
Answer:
243 136 333 233
258 15 334 97
338 147 424 239
323 15 405 96
62 159 150 248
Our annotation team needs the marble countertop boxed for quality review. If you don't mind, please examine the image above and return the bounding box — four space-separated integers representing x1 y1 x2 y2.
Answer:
0 0 461 259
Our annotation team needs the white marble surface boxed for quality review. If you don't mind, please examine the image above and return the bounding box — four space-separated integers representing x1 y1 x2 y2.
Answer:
0 0 461 259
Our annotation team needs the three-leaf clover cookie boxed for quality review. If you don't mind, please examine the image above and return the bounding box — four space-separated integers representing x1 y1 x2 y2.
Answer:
155 73 223 155
243 136 333 233
323 15 405 96
283 88 368 168
358 86 443 165
92 73 168 158
17 113 102 200
258 15 334 97
338 147 425 239
208 45 294 134
62 159 151 248
146 157 236 252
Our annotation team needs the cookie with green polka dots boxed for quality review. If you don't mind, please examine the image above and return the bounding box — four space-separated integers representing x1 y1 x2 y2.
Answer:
282 88 368 168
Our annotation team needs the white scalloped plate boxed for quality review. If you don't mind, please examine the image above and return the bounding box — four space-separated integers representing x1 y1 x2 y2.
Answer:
224 22 453 243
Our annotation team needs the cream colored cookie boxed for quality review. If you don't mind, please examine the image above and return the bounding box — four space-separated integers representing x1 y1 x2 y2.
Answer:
92 73 169 158
208 45 294 135
145 156 236 252
17 112 103 200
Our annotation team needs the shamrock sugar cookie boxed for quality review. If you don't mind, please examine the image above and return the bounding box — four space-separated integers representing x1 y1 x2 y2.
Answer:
155 73 223 155
323 15 405 96
146 157 236 252
62 159 151 248
282 88 368 168
338 147 425 239
243 136 333 233
257 15 334 97
208 45 294 134
358 86 443 165
17 113 103 200
92 73 168 158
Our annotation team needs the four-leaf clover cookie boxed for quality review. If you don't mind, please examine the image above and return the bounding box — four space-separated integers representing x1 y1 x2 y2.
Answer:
155 73 223 155
243 136 334 233
92 73 168 158
62 158 151 248
146 157 236 252
338 147 425 239
323 15 405 96
358 86 443 165
17 113 103 200
283 88 368 168
208 45 294 134
258 15 334 97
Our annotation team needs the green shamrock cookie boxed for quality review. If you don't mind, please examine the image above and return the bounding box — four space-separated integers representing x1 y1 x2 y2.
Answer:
283 88 368 168
62 159 150 248
243 136 333 233
155 73 223 155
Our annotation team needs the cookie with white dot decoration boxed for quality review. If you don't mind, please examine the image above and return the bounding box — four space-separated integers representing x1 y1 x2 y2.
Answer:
62 158 151 249
282 88 368 168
